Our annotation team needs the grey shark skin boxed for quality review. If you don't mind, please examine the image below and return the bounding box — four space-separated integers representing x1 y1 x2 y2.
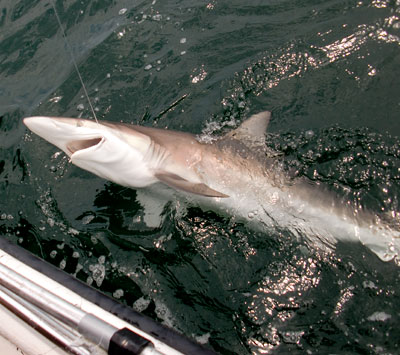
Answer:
23 112 400 263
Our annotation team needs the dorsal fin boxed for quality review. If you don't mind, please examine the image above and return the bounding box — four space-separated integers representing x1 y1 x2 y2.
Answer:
223 111 271 144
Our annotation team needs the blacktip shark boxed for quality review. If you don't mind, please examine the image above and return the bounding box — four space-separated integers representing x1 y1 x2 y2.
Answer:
23 112 400 263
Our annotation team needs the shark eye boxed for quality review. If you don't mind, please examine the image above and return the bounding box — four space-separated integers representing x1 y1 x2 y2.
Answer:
67 138 102 154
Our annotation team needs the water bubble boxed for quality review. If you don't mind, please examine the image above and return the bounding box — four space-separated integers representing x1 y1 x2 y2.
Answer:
154 300 173 326
305 130 315 139
51 151 62 159
367 311 391 322
368 65 377 76
362 280 376 289
59 259 66 270
113 289 124 299
117 30 126 39
82 215 95 225
152 14 162 21
133 297 151 312
49 96 62 103
89 263 105 287
68 228 79 235
194 333 211 345
47 218 55 227
280 330 304 344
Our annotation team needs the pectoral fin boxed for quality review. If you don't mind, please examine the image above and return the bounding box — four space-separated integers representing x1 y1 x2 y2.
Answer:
155 172 229 198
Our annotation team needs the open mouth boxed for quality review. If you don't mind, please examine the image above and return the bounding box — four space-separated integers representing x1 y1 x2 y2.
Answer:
67 138 103 154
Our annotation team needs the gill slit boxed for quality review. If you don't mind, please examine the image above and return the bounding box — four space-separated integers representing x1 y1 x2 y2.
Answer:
50 0 99 125
145 140 170 171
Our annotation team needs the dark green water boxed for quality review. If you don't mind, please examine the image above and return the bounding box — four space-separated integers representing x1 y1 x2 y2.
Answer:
1 0 400 353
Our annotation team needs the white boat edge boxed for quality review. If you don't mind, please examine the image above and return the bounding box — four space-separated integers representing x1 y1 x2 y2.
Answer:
0 302 69 355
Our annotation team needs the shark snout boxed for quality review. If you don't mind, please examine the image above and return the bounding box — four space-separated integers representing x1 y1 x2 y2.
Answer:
23 116 105 157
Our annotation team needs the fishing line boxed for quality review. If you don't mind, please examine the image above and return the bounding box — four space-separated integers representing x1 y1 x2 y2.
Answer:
50 0 99 123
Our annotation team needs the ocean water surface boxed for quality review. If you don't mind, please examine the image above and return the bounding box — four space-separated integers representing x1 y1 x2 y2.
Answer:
1 0 400 353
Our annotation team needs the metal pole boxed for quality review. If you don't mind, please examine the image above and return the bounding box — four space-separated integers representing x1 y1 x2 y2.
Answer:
0 285 93 355
0 263 116 350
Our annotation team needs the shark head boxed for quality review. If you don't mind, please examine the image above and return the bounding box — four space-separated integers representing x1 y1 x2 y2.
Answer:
24 116 105 157
23 116 228 197
23 116 157 187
